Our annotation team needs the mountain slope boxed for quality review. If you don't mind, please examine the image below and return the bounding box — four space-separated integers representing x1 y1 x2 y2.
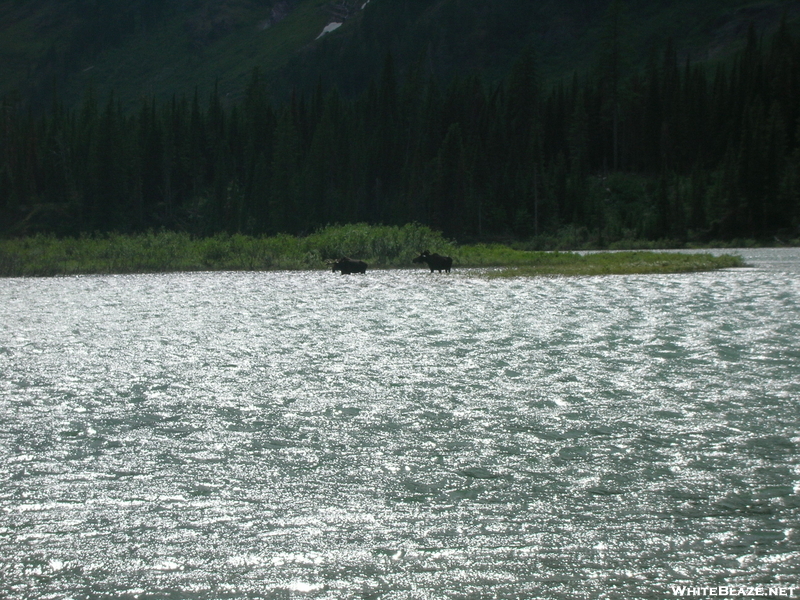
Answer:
0 0 328 107
2 0 799 109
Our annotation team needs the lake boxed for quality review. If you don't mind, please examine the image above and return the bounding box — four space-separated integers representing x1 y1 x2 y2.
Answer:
1 248 799 599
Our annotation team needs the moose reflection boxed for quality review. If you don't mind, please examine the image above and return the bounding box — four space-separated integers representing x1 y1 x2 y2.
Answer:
331 256 368 275
413 250 453 273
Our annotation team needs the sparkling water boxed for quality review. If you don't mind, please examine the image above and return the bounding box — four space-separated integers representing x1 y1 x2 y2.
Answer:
1 249 798 599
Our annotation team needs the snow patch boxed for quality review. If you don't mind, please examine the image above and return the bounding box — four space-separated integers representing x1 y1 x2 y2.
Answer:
316 22 343 39
316 1 375 40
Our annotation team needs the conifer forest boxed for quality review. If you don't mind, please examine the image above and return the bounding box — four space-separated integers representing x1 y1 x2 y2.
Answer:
2 17 799 246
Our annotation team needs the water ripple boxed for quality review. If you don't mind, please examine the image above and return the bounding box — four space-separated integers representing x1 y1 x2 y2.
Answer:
1 250 799 599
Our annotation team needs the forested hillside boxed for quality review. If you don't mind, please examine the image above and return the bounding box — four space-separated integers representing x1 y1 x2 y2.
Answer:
2 1 800 245
3 0 798 109
2 11 799 245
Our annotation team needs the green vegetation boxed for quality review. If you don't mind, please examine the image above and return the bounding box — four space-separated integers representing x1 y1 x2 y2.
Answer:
483 251 744 278
4 12 800 247
0 224 743 277
0 224 451 276
2 2 799 255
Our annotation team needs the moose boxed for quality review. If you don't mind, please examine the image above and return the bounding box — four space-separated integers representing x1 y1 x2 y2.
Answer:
331 256 368 275
412 250 453 273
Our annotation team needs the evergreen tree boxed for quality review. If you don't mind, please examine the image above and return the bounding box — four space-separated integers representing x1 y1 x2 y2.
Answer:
2 18 799 244
270 105 302 233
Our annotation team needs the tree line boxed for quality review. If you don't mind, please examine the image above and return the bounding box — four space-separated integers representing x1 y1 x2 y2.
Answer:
2 17 799 245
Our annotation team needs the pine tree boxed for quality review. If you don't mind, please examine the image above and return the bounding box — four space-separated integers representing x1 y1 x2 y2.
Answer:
432 122 469 238
270 106 302 233
596 0 630 171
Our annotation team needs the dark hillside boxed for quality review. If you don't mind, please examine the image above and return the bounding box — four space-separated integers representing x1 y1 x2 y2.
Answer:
0 0 309 108
3 0 800 247
3 14 800 244
2 0 799 109
280 0 800 95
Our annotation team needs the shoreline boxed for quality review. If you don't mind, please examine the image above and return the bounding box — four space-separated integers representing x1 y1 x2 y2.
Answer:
0 228 746 278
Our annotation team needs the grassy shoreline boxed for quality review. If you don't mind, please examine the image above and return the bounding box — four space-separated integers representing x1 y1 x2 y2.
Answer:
481 251 744 277
0 224 746 277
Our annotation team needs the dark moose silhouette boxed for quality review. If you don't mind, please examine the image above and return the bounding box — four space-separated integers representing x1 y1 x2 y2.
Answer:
332 256 368 275
413 250 453 273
